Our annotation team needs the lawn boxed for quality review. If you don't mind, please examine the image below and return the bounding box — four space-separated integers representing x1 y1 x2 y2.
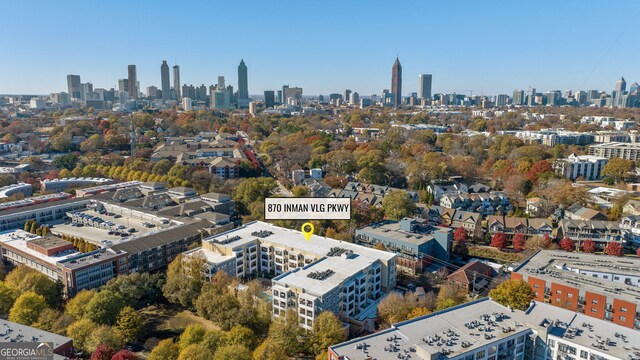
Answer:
468 245 524 264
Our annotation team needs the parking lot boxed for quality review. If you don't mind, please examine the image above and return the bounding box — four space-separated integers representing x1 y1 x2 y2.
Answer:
51 208 165 247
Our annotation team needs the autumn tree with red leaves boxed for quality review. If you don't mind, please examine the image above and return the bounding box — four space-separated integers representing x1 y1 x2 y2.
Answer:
490 232 508 250
559 237 575 252
581 239 596 253
513 233 526 252
605 242 623 257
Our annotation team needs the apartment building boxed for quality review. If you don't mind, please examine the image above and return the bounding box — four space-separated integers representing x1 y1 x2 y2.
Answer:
355 218 451 274
512 250 640 329
556 219 622 247
328 297 638 360
553 153 608 180
589 142 640 161
486 216 553 239
184 221 396 331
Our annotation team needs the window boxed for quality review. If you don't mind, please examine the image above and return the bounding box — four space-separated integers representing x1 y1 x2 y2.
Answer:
620 316 626 321
580 350 588 359
476 350 485 359
556 290 562 294
591 308 597 313
568 293 573 298
534 284 539 288
591 299 598 304
620 307 627 312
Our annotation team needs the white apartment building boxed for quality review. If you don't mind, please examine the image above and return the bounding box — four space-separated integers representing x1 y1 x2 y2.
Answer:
184 221 396 330
328 298 639 360
553 153 608 180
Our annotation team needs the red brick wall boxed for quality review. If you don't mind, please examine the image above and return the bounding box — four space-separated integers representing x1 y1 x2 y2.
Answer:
612 299 636 328
527 276 547 302
511 273 523 280
549 282 578 311
584 291 606 320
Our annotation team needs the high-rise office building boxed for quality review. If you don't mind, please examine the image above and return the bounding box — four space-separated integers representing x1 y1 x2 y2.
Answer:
80 82 93 101
391 57 402 106
160 61 170 101
615 77 626 92
237 59 248 101
283 86 303 105
118 79 129 93
513 89 525 105
418 74 432 99
344 89 351 104
349 92 359 105
147 86 158 99
218 76 225 89
264 90 275 108
66 75 81 100
173 65 181 100
127 65 138 99
495 94 508 106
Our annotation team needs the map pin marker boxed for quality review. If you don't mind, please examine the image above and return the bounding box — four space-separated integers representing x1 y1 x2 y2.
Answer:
301 222 314 241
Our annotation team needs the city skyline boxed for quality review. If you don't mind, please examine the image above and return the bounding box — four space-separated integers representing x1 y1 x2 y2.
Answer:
0 1 639 95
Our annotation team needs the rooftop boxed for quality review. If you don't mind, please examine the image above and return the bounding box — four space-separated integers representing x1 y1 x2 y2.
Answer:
590 142 640 149
204 221 395 263
514 250 640 304
273 253 379 296
0 319 72 351
356 219 449 246
58 248 125 270
0 230 79 266
329 298 640 360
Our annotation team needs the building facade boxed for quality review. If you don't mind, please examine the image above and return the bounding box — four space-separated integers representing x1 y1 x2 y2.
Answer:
554 153 608 180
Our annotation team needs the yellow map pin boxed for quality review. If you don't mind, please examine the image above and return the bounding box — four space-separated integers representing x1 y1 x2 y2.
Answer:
301 222 314 241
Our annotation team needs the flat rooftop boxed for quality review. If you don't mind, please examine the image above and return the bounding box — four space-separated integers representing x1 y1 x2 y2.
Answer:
590 142 640 149
0 319 72 350
329 298 639 360
514 250 640 303
58 248 124 270
28 236 72 250
0 230 79 266
203 221 395 263
356 220 447 246
273 254 378 297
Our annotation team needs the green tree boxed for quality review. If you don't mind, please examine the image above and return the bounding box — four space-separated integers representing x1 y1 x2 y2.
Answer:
0 282 17 316
489 279 535 310
602 158 635 183
66 319 96 353
223 326 258 350
310 312 346 357
33 308 73 335
9 291 48 325
86 325 124 354
86 290 126 325
213 344 252 360
115 306 144 344
148 339 180 360
103 272 165 309
6 270 60 306
163 254 207 309
178 344 214 360
202 330 224 352
265 309 305 357
382 190 416 220
179 324 206 351
233 177 278 214
65 289 97 319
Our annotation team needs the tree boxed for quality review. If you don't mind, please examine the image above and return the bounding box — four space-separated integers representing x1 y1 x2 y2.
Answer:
310 312 346 357
213 345 252 360
382 190 416 220
233 177 277 214
9 291 48 325
453 227 468 242
112 350 140 360
90 344 115 360
33 308 73 335
179 324 206 351
178 344 214 360
582 239 596 253
637 247 640 257
602 158 635 183
0 282 17 316
115 306 143 344
436 283 465 311
605 241 623 256
542 233 552 249
291 185 309 197
65 289 96 319
86 325 124 354
513 233 526 252
148 339 180 360
5 270 60 306
559 237 575 252
224 326 258 350
489 279 535 310
86 290 126 325
103 272 165 309
163 254 207 309
201 330 224 352
66 319 96 353
490 232 508 250
266 309 304 357
195 290 240 330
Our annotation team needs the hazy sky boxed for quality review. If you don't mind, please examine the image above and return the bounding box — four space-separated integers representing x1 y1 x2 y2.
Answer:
1 0 639 96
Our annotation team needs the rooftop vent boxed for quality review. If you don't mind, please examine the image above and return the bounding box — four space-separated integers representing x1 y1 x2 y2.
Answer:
251 230 273 238
307 269 335 280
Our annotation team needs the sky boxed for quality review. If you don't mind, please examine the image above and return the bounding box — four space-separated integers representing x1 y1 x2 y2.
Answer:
1 0 639 96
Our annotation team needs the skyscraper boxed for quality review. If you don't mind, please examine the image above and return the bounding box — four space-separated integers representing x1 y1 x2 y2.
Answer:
218 76 225 89
264 90 275 108
418 74 432 99
512 89 525 105
66 75 81 100
118 79 129 93
161 61 170 101
615 77 626 92
127 65 138 99
238 59 248 101
391 57 402 106
344 89 352 104
173 65 181 99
